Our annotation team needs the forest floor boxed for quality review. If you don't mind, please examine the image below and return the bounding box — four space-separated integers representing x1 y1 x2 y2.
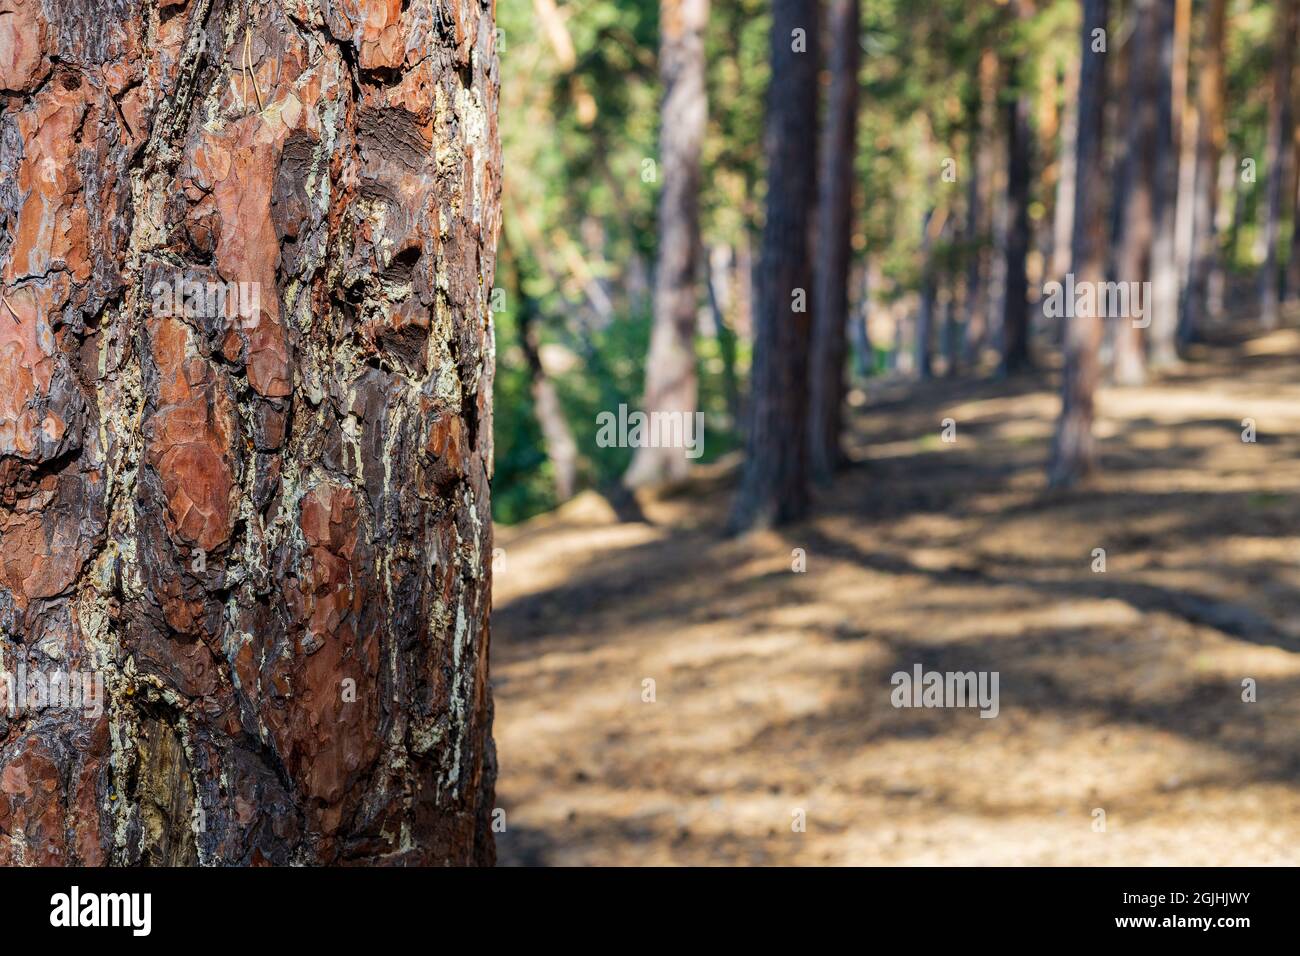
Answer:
491 322 1300 865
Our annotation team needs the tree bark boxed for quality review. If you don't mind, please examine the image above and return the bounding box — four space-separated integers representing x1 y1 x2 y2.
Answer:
1000 7 1033 376
809 0 860 483
1182 0 1228 340
1049 50 1080 286
0 0 500 865
1050 0 1109 488
916 207 945 380
1112 0 1161 387
508 244 580 503
705 244 743 431
729 0 818 531
1260 0 1297 328
963 46 1000 366
625 0 710 488
1147 0 1181 367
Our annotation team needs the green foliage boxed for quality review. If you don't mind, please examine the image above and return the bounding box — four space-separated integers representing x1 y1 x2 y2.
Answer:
494 0 1291 523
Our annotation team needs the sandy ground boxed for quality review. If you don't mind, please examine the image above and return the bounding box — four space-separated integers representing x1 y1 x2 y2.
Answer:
491 325 1300 865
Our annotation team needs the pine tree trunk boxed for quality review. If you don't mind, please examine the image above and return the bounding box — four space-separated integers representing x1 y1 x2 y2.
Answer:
1049 51 1080 286
729 0 818 531
0 0 500 865
1147 0 1181 367
1000 13 1033 376
1183 0 1228 340
1260 0 1297 328
809 0 860 483
1050 0 1109 488
1112 0 1161 387
625 0 710 488
509 246 579 502
916 208 940 380
963 47 1000 365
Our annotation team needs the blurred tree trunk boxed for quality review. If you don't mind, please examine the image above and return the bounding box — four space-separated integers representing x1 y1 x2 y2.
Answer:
1260 0 1297 329
1112 0 1162 386
916 207 946 380
1050 0 1110 487
1147 0 1181 367
508 245 580 502
730 0 819 531
1182 0 1228 340
1172 0 1196 307
1289 93 1300 303
626 0 710 488
809 0 861 482
1000 2 1033 376
853 259 877 379
963 47 1000 366
706 244 744 429
1050 52 1080 286
0 0 500 864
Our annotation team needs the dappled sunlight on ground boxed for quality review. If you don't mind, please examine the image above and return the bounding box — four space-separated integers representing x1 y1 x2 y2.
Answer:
491 326 1300 865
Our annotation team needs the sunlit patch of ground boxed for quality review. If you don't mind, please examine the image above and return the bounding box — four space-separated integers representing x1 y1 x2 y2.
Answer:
491 325 1300 865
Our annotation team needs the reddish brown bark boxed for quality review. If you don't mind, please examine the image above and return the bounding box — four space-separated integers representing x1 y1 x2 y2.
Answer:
729 0 818 531
0 0 500 865
808 0 860 483
1049 0 1109 488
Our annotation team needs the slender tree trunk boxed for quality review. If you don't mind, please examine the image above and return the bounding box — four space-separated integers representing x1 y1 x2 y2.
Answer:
1000 4 1033 376
1289 75 1300 302
1112 0 1162 386
1148 0 1181 367
626 0 710 487
852 259 876 379
809 0 861 483
963 46 1000 367
1172 0 1197 303
1289 106 1300 302
1182 0 1228 341
916 207 945 380
1260 0 1298 328
730 0 819 531
0 0 501 864
508 246 580 502
706 244 743 430
1050 0 1110 487
1050 51 1080 286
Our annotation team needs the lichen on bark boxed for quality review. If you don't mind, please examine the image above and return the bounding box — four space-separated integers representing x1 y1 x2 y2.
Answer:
0 0 500 865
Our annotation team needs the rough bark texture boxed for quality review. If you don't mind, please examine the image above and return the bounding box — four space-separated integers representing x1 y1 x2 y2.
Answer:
1182 0 1227 340
1049 0 1108 488
729 0 817 531
624 0 708 489
0 0 500 865
808 0 859 483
